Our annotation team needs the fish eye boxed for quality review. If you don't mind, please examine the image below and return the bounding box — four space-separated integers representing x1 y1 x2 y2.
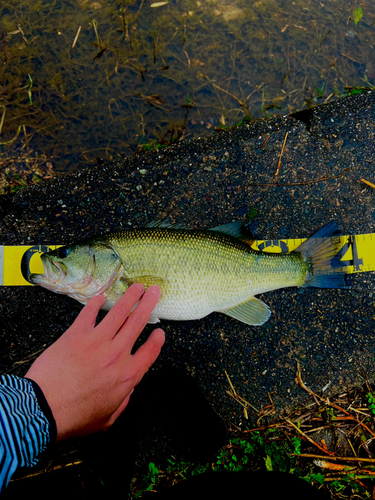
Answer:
58 247 70 259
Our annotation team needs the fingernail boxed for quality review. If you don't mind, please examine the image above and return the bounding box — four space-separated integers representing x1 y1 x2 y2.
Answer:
134 283 144 292
148 285 160 294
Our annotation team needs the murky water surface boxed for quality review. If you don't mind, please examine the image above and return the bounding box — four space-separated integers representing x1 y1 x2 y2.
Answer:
0 0 374 176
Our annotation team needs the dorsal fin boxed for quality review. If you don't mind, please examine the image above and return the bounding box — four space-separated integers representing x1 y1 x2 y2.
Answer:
145 218 254 243
209 221 254 241
146 218 188 230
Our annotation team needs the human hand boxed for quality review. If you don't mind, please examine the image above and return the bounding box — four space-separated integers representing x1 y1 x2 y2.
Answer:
26 283 165 441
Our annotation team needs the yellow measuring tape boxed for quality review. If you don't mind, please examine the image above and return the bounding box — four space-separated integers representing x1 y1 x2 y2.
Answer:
0 233 374 286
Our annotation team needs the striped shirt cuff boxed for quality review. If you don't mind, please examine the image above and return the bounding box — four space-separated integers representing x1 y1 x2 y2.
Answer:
0 375 56 492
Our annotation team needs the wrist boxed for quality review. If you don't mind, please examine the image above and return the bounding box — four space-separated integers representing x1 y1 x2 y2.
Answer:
24 377 57 444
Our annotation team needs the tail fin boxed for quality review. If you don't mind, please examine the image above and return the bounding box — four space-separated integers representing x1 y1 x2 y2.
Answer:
294 221 349 289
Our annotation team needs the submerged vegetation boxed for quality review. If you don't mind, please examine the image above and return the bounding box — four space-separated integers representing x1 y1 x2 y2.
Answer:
0 0 374 182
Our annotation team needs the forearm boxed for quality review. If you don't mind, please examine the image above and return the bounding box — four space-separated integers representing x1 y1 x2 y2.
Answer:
0 375 56 492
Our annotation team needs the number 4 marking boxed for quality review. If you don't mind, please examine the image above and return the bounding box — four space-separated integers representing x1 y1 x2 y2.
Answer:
337 236 363 271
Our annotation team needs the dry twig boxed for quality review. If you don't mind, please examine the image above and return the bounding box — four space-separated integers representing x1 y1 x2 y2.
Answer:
248 168 352 187
359 178 375 189
274 132 288 178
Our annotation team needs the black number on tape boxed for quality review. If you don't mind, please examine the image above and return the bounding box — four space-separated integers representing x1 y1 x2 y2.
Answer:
332 236 363 271
258 240 290 253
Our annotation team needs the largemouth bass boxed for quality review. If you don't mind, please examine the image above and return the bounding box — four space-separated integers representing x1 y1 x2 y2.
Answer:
30 220 347 326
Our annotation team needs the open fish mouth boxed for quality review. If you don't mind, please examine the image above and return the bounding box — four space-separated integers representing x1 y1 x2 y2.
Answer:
31 251 123 301
30 255 67 288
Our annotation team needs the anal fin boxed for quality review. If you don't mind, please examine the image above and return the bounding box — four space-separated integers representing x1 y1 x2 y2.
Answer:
219 297 271 326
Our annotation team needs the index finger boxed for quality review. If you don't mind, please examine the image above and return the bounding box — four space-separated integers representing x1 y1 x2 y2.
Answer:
113 285 161 352
67 294 106 333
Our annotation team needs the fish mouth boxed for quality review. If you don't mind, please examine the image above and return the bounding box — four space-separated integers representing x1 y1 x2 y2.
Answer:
31 253 122 303
30 255 67 289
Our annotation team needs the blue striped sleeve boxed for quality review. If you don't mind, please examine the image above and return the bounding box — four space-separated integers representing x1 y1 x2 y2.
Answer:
0 375 56 492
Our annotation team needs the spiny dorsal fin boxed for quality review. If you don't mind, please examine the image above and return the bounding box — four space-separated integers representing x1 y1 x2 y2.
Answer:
146 218 188 230
146 218 254 243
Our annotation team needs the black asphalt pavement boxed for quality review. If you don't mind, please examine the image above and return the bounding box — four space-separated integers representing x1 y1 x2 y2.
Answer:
1 91 375 468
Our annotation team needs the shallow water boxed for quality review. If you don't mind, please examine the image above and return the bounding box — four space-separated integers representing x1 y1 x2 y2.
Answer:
0 0 374 174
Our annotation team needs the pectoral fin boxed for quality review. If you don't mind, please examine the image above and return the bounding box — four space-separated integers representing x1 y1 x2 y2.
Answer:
120 275 166 290
220 297 271 326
